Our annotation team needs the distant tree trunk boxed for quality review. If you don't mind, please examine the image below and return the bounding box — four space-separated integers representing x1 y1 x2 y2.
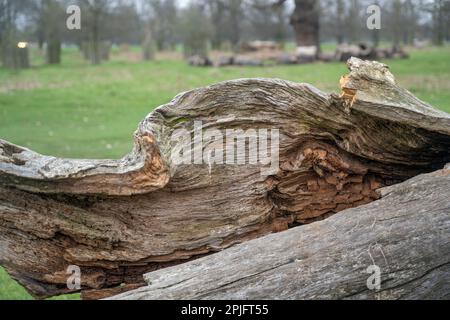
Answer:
37 31 45 51
404 0 415 45
1 34 16 69
372 29 380 48
432 0 445 46
335 0 345 44
17 46 30 69
291 0 320 56
81 1 108 65
209 1 226 50
444 0 450 42
90 19 101 65
227 0 243 52
100 41 111 61
44 0 62 65
392 0 402 47
142 25 155 61
47 40 61 64
1 41 30 70
180 4 211 59
0 1 29 70
347 0 361 44
155 29 165 52
371 0 380 48
274 4 287 47
1 1 13 68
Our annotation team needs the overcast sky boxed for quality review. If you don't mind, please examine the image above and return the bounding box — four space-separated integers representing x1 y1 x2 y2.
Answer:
135 0 190 11
178 0 190 7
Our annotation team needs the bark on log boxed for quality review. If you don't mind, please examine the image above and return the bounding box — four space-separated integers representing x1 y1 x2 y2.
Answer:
1 58 450 299
111 165 450 300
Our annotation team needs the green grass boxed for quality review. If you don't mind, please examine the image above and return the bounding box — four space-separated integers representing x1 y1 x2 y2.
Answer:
0 267 80 300
0 267 33 300
1 46 449 159
0 45 449 300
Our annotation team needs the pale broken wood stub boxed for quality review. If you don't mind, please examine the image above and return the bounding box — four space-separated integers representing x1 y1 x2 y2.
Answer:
111 166 450 300
0 134 170 196
0 58 450 299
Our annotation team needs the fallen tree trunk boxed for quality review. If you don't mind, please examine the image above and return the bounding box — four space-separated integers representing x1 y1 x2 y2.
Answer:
1 58 450 299
111 165 450 300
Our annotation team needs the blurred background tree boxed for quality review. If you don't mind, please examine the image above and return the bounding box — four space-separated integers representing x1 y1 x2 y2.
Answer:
42 0 65 64
146 0 178 51
78 0 110 65
0 0 30 69
179 2 212 58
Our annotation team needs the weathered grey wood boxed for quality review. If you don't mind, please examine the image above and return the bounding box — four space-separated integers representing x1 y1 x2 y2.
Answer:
111 165 450 300
1 58 450 299
0 135 169 195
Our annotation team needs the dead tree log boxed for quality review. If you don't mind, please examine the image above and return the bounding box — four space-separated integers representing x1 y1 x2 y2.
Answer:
111 165 450 300
1 58 450 299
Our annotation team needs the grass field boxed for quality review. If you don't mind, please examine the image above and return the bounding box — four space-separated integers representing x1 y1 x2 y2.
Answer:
0 45 449 300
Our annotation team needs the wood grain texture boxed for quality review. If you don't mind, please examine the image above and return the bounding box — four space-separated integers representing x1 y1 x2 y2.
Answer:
111 165 450 300
1 58 449 298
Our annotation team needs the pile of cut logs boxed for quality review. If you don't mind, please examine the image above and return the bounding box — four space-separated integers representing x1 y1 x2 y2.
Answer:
188 41 409 67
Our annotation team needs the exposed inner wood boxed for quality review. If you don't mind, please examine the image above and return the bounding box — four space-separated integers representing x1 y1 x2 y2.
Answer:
1 58 450 299
110 165 450 300
272 141 385 225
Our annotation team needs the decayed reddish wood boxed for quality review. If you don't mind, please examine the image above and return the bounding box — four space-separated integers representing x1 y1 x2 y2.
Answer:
1 58 450 299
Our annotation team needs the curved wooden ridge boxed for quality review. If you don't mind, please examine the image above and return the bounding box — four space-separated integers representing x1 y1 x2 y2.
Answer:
1 58 449 299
